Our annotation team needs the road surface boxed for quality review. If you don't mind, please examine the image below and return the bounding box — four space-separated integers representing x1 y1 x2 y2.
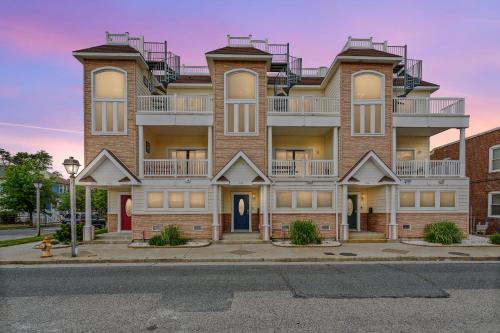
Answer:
0 262 499 332
0 226 60 241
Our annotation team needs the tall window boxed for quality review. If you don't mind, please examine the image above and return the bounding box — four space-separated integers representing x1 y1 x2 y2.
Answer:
489 145 500 172
489 192 500 217
225 70 258 135
352 72 384 135
92 68 127 134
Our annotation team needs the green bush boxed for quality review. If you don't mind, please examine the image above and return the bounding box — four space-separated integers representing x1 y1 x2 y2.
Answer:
490 233 500 245
290 219 321 245
54 224 83 243
424 221 464 245
148 225 187 246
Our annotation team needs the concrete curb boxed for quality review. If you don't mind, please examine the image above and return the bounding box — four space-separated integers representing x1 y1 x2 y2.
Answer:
1 256 499 265
272 241 342 248
401 241 500 248
128 241 211 249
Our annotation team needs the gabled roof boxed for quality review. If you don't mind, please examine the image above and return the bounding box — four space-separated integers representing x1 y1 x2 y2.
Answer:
337 48 401 58
339 151 401 185
76 149 140 186
73 44 139 54
212 151 270 185
206 46 271 56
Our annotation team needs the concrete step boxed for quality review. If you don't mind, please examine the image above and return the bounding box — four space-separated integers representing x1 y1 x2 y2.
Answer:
346 231 386 243
219 232 265 244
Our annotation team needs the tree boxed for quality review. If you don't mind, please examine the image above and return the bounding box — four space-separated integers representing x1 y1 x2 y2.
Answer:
10 150 52 171
0 148 11 166
57 186 107 216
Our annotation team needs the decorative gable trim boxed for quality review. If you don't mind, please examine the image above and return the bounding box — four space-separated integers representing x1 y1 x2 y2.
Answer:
340 150 401 185
212 151 270 185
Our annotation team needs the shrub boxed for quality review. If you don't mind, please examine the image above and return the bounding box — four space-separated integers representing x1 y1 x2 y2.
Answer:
424 220 464 245
290 219 321 245
148 225 187 246
54 224 83 243
490 233 500 245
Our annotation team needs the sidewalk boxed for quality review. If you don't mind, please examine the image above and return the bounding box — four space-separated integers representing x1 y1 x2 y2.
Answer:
0 240 499 264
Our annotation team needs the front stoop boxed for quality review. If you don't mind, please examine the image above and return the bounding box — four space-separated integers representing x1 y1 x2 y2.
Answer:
345 231 387 243
86 232 132 245
218 232 266 244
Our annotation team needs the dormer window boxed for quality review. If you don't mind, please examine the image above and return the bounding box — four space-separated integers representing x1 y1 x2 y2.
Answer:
224 70 258 135
352 71 384 136
92 68 127 134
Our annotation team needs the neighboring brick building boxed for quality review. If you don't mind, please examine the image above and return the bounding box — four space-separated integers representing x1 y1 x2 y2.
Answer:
432 127 500 234
73 33 470 242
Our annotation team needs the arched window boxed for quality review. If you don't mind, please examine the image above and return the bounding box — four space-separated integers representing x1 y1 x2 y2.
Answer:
225 70 258 135
352 71 384 135
92 68 127 134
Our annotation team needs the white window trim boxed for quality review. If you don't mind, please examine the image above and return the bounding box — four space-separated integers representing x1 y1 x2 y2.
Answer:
91 67 128 136
166 147 208 159
274 190 336 212
489 144 500 173
398 189 457 211
144 190 209 212
224 68 259 136
488 192 500 218
351 70 385 136
396 148 417 160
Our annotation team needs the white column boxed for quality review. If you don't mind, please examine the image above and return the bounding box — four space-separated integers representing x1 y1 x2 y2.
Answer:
333 127 339 176
262 185 269 241
208 126 213 177
390 185 397 240
341 185 349 240
212 185 219 241
138 125 144 178
268 126 273 176
392 127 397 172
83 186 94 241
459 128 466 177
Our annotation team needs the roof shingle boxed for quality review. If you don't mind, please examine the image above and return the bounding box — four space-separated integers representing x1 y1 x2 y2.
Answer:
337 48 401 58
73 44 139 54
206 46 271 56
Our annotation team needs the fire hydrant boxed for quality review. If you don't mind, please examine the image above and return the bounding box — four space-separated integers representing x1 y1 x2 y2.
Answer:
40 236 52 258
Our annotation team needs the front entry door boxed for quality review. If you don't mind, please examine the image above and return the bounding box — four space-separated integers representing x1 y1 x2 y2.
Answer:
233 194 250 231
120 195 132 231
347 194 358 230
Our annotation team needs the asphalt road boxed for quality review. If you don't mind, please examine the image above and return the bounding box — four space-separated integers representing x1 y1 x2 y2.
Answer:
1 262 499 332
0 226 60 240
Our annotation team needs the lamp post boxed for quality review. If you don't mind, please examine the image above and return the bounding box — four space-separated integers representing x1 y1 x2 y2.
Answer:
33 180 43 237
63 156 80 257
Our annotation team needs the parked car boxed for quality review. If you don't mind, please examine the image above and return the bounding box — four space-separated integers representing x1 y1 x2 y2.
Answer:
62 213 106 229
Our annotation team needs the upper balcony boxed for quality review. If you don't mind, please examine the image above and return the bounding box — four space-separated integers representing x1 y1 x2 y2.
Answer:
136 95 213 126
393 97 468 134
396 160 461 178
266 96 340 127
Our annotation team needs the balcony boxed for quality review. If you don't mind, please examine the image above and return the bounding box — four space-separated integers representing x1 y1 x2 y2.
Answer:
272 160 335 177
267 96 340 127
136 95 213 126
144 159 208 177
396 160 461 178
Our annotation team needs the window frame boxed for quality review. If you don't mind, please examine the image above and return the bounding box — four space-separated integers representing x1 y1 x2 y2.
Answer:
489 144 500 173
274 189 335 211
144 190 208 212
351 70 385 137
398 189 457 210
91 67 128 135
488 192 500 218
224 69 259 136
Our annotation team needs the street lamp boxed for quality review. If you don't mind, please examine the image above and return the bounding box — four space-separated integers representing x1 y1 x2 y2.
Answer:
63 156 80 257
33 180 43 237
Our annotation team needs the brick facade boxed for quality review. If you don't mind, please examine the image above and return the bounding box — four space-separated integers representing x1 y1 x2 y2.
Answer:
132 214 212 240
107 214 118 232
270 213 337 239
397 213 468 238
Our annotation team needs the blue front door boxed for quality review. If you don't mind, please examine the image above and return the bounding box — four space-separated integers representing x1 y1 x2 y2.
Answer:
233 194 250 231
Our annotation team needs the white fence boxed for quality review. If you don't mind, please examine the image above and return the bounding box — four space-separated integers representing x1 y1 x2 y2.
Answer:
267 96 339 114
396 160 461 177
272 160 335 177
137 95 213 113
393 98 465 115
144 159 208 177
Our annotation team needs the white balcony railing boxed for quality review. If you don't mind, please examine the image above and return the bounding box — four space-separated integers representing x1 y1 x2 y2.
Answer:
179 65 210 75
301 67 329 77
137 95 213 113
396 160 461 177
267 96 339 114
144 159 208 177
393 98 465 115
272 160 335 177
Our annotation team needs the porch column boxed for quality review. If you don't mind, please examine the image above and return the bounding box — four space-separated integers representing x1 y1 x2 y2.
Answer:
459 128 466 177
83 186 94 241
262 185 270 241
208 126 213 177
333 127 339 176
138 125 144 178
212 185 219 241
341 184 349 241
392 127 397 172
268 126 273 176
389 185 397 240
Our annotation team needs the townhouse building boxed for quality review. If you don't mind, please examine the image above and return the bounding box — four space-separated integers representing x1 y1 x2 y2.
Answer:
74 33 470 241
432 127 500 234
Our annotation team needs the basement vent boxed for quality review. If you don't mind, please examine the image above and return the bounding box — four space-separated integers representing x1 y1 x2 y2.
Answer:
193 225 203 231
151 224 163 232
402 224 411 230
320 225 331 231
281 225 290 232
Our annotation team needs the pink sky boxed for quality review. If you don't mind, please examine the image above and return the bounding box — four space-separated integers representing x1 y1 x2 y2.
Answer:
0 0 499 174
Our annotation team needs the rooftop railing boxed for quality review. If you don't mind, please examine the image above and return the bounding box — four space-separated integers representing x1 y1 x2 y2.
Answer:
179 65 210 75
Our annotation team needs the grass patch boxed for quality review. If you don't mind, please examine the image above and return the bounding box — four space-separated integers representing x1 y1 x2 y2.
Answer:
424 220 464 245
290 219 322 245
0 224 32 230
0 236 45 247
490 233 500 245
95 228 108 235
148 225 187 246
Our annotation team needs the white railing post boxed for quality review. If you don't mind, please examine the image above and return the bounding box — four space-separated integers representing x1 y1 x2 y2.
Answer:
212 185 219 241
333 127 339 177
392 127 397 172
459 128 466 177
208 126 213 178
139 125 144 178
268 126 273 176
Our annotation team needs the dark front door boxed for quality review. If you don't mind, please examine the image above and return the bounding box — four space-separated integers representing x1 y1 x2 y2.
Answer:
233 194 250 231
347 194 358 230
120 195 132 231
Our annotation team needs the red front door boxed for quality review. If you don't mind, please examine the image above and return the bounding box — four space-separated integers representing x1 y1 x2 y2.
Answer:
120 195 132 231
